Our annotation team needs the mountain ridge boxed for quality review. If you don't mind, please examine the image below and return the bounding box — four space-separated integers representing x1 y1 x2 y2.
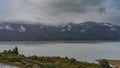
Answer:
0 21 120 41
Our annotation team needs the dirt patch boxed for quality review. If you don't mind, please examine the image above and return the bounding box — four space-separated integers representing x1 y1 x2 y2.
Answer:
108 60 120 68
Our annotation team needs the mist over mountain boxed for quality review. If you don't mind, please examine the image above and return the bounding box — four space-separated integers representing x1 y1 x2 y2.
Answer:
0 0 120 41
0 21 120 41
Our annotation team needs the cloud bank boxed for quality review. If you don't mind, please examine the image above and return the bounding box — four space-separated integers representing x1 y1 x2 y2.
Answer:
0 0 120 25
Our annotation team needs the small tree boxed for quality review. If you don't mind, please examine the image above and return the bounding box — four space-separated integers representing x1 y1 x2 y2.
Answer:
3 50 7 54
13 46 19 55
2 47 19 55
70 58 76 63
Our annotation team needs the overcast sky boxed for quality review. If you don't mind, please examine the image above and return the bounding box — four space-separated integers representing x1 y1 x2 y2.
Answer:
0 0 120 25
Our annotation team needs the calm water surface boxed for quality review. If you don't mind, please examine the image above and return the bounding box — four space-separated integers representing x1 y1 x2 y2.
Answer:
0 41 120 68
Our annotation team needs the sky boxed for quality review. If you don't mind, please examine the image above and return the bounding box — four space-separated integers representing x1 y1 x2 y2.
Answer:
0 0 120 25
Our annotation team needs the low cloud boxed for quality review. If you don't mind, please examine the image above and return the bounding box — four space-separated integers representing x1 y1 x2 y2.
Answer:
0 0 120 25
52 0 105 13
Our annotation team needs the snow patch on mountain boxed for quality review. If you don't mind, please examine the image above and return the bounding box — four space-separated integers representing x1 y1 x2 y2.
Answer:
110 28 118 31
61 29 66 32
0 26 4 30
17 26 26 32
0 24 26 32
4 25 14 30
100 23 115 27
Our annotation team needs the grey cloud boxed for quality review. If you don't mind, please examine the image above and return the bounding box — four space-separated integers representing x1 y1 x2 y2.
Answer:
0 0 120 25
97 7 106 14
51 0 105 13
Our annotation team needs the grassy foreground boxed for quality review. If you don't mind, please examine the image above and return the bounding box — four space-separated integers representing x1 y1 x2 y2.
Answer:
0 47 98 68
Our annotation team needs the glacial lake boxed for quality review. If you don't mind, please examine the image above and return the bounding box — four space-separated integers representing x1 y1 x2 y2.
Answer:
0 41 120 68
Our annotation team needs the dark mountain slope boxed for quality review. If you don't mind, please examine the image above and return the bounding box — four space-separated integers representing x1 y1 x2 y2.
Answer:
0 22 120 41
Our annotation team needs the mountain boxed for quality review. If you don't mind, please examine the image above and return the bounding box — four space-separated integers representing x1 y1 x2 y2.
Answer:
0 22 120 41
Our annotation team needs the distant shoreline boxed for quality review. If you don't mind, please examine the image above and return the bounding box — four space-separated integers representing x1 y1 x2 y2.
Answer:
0 40 120 43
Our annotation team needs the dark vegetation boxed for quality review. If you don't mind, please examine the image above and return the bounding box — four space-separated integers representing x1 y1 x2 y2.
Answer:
98 59 112 68
0 47 99 68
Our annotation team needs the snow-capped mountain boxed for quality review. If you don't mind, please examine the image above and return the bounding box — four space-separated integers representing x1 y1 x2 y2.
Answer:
0 22 120 41
0 23 26 32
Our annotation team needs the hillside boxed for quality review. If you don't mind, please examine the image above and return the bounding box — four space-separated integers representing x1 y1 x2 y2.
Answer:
0 22 120 41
